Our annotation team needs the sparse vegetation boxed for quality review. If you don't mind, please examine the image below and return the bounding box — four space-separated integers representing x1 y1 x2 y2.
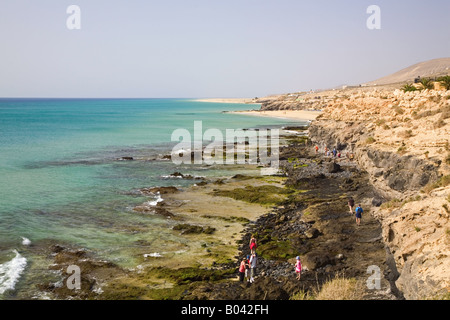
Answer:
291 273 365 300
365 136 376 144
419 77 435 90
397 146 407 155
402 83 418 92
380 198 403 210
380 195 422 211
422 175 450 194
211 185 294 205
443 204 449 213
438 75 450 90
399 129 414 138
434 118 446 129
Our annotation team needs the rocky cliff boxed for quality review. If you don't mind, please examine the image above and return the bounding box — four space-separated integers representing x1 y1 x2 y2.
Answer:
271 87 450 299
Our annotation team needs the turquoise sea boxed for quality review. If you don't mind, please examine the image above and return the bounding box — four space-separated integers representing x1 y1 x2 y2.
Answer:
0 98 304 299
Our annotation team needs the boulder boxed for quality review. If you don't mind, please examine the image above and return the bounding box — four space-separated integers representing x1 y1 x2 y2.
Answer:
305 227 320 239
303 252 335 270
327 162 341 173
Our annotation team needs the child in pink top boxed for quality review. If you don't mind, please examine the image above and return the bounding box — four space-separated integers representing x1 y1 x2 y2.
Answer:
295 256 302 280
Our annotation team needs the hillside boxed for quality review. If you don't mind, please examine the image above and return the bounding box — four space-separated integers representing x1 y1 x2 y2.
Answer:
365 57 450 86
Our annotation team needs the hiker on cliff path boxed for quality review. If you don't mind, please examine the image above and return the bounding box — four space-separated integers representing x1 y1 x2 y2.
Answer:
355 204 363 226
249 234 257 254
249 253 258 283
295 256 302 280
245 255 251 282
348 197 355 214
239 257 248 282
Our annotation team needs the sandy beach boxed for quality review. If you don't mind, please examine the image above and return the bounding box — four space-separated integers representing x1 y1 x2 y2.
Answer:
194 98 260 104
230 110 323 121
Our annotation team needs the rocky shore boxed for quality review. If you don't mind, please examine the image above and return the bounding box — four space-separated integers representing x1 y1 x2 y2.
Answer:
173 138 399 300
33 127 400 300
33 86 449 300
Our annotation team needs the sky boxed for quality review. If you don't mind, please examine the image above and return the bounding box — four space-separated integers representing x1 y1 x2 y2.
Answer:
0 0 449 98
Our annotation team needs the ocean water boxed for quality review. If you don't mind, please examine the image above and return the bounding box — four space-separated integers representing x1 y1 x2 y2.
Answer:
0 98 303 299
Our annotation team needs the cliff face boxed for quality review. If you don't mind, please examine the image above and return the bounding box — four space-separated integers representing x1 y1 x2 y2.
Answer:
256 93 331 111
295 88 450 299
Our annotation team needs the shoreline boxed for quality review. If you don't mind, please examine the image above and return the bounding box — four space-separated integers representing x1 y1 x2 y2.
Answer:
193 98 260 105
228 109 323 122
27 125 301 300
33 123 398 300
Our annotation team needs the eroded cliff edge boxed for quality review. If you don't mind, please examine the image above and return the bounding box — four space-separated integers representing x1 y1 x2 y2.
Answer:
280 88 450 299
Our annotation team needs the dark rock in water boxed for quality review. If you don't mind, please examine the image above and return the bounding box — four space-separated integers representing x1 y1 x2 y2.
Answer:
327 162 341 173
133 202 178 219
167 172 205 180
154 207 176 218
173 224 216 235
118 156 134 161
140 186 179 195
283 126 309 131
231 174 252 180
50 244 66 254
170 172 184 178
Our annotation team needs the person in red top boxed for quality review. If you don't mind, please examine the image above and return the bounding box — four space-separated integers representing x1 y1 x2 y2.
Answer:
249 235 257 254
239 257 248 282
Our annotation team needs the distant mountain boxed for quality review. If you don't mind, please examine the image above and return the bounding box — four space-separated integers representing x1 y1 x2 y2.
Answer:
365 57 450 85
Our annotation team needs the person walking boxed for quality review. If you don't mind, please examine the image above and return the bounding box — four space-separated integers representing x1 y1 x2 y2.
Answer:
355 204 363 226
249 234 257 254
239 257 248 282
348 197 355 215
295 256 302 280
245 254 251 282
249 253 258 283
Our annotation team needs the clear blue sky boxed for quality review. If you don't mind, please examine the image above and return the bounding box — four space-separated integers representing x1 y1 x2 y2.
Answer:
0 0 449 98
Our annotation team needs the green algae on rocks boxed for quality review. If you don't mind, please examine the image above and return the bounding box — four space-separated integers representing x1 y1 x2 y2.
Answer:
211 185 295 205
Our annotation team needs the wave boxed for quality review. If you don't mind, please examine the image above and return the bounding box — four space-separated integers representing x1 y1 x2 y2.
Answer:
145 193 164 206
0 250 27 295
21 237 31 246
144 252 163 258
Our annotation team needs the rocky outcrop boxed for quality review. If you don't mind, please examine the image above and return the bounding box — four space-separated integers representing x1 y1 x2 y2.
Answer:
308 120 441 198
304 88 450 299
256 93 330 111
